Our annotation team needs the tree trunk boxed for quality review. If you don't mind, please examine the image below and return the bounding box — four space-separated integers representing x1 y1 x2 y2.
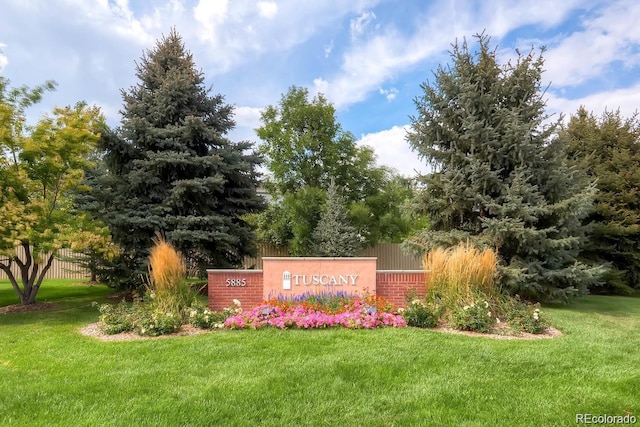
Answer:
26 254 54 304
0 262 27 304
0 245 56 305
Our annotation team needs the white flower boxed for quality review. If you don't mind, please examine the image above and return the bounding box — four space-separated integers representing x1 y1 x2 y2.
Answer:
190 310 197 318
204 316 210 322
233 299 241 306
149 324 155 329
140 328 146 334
484 301 489 308
203 309 210 315
496 318 501 324
533 312 539 320
398 308 405 314
463 305 470 311
487 311 491 318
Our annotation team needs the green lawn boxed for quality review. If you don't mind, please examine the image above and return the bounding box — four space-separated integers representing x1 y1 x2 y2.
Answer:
0 280 638 426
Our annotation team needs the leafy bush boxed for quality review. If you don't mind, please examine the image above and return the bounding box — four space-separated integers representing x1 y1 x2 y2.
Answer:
186 300 238 329
98 301 137 334
401 299 440 328
135 309 182 336
501 297 548 334
449 300 494 333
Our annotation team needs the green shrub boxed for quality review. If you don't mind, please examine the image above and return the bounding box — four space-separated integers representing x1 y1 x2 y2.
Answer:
401 299 440 328
135 309 182 336
449 299 494 333
185 301 231 329
501 297 548 334
98 301 137 334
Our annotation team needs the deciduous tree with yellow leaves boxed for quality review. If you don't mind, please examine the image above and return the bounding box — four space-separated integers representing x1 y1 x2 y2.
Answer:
0 76 105 304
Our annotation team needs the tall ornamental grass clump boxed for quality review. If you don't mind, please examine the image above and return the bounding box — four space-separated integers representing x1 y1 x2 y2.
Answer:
423 243 498 307
416 243 550 334
147 235 192 314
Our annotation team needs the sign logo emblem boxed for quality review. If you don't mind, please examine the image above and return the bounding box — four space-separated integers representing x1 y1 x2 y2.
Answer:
282 271 291 290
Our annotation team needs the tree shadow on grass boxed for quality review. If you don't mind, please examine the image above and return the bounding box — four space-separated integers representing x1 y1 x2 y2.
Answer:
545 295 640 318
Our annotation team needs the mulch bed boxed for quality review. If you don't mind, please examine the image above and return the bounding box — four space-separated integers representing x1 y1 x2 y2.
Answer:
78 321 562 342
79 322 213 342
0 302 60 314
432 323 563 340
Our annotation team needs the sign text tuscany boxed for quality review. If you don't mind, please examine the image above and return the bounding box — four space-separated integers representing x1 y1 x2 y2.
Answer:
282 271 358 289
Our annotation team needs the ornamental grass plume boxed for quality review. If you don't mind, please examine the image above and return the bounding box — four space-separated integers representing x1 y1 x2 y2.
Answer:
423 242 498 307
147 234 191 314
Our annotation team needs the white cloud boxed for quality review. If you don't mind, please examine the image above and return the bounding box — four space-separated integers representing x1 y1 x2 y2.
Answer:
312 78 330 95
68 0 156 46
227 105 264 143
188 0 381 74
193 0 229 44
378 87 398 101
350 11 376 38
543 0 640 87
316 0 585 109
324 40 334 58
0 43 7 71
546 83 640 120
257 1 278 19
234 105 263 129
357 125 429 177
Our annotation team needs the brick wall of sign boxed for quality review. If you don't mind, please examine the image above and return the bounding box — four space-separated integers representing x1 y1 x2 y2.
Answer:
208 267 429 311
208 270 264 311
375 271 427 308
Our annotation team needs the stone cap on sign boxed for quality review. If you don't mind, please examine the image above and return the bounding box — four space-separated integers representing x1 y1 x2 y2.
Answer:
206 269 264 273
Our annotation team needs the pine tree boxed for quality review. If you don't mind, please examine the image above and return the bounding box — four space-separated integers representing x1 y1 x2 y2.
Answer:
406 34 604 303
90 29 264 284
563 108 640 294
312 180 361 257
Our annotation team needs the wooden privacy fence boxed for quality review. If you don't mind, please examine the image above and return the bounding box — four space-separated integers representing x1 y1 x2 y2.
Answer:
0 243 423 280
0 247 90 281
241 242 423 270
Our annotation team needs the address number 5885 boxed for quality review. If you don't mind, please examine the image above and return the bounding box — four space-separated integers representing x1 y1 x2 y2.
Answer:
226 278 247 287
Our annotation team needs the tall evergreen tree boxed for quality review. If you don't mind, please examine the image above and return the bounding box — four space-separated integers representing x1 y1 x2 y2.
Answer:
563 107 640 294
90 29 264 283
406 34 603 303
312 179 361 257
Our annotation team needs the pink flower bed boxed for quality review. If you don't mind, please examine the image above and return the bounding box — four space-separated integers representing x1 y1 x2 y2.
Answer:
224 299 406 330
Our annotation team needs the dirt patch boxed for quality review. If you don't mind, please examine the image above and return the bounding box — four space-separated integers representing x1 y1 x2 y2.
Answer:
431 324 562 340
71 281 101 286
0 302 60 314
79 322 213 342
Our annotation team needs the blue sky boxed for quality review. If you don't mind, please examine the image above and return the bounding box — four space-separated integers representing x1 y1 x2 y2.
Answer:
1 0 639 177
